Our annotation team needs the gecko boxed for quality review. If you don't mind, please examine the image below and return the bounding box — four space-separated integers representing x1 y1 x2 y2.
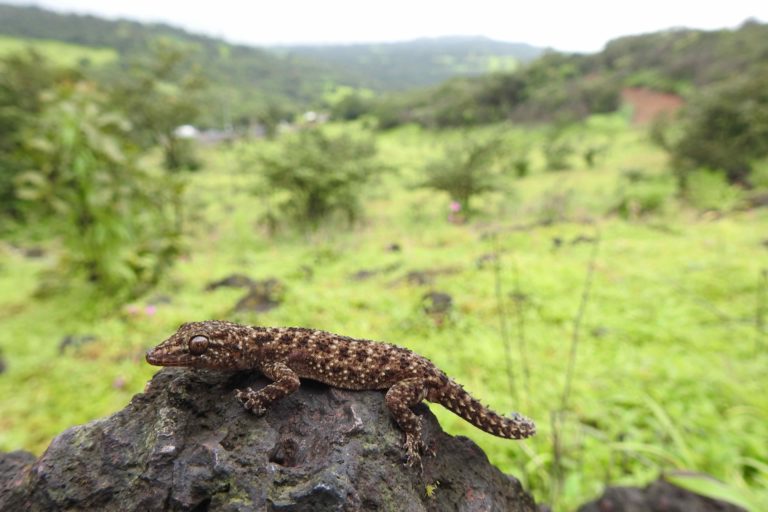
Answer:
146 320 536 465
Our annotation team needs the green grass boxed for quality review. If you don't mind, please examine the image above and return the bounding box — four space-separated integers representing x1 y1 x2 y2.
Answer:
1 116 766 510
0 35 117 67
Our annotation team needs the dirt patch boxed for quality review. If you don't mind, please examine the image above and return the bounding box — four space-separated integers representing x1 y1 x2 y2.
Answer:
621 87 684 125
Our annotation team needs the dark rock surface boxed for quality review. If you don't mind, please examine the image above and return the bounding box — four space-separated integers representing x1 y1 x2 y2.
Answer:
0 368 536 511
578 477 748 512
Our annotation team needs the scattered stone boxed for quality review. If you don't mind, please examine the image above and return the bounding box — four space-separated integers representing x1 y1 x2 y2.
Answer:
233 278 284 313
205 273 257 291
476 253 499 269
423 291 454 316
0 368 537 511
571 235 597 245
577 476 748 512
551 237 564 249
590 326 610 338
58 335 97 355
349 262 402 282
147 294 173 305
22 246 45 258
386 243 402 252
399 267 461 286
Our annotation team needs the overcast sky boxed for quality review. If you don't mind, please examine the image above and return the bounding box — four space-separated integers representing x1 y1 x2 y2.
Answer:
5 1 767 52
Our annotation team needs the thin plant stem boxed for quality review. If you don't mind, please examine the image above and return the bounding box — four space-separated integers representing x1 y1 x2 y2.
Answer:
491 233 518 404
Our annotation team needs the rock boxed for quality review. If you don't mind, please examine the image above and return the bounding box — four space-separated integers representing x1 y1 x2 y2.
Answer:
0 368 536 512
349 263 401 282
205 274 258 291
233 278 284 313
577 477 747 512
422 291 453 316
57 334 97 355
399 267 461 286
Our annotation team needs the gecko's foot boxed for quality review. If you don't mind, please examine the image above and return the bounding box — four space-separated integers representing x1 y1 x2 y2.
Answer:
235 388 266 416
402 432 427 469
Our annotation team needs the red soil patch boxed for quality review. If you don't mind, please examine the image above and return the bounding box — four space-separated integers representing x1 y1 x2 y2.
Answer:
621 87 684 125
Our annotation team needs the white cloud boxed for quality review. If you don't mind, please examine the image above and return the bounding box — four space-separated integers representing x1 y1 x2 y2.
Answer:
5 0 767 51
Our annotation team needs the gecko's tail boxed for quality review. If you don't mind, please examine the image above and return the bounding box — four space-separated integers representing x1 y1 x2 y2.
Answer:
431 379 536 439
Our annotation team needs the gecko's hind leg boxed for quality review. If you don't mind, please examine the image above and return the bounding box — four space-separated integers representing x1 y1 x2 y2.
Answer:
385 378 430 467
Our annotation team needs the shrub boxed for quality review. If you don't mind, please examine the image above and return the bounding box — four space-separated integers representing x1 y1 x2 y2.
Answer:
421 135 504 216
670 66 768 187
612 171 676 219
256 128 385 230
685 169 744 211
15 82 183 296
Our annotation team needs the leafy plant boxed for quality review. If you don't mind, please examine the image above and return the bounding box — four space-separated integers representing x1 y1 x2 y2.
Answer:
109 38 206 172
670 66 768 187
0 49 69 218
421 135 504 216
256 128 385 230
15 82 182 296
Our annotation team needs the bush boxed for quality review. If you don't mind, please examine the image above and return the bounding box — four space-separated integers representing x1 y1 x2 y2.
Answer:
256 128 385 230
670 67 768 187
685 169 744 211
15 82 183 296
0 50 70 219
421 135 505 216
612 171 676 219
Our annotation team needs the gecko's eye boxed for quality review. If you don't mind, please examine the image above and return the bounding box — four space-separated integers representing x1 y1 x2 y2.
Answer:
188 335 209 355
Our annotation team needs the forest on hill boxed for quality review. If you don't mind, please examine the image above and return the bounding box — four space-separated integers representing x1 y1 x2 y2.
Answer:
369 19 768 128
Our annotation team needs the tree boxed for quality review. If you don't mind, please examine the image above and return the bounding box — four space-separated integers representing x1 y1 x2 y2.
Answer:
109 38 206 171
421 135 504 216
15 82 182 296
0 50 70 218
256 128 385 230
670 67 768 187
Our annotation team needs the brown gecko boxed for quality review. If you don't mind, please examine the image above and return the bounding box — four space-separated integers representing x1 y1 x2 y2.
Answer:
146 320 535 465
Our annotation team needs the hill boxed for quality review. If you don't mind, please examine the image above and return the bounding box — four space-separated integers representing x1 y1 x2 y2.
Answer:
0 4 350 123
375 19 768 127
0 4 544 112
273 36 544 90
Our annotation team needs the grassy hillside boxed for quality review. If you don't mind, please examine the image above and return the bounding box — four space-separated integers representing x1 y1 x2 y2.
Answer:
275 36 544 90
1 116 766 510
0 3 348 119
374 20 768 127
0 34 116 66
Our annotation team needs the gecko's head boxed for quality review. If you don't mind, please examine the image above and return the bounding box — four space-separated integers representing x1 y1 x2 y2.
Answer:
146 320 253 370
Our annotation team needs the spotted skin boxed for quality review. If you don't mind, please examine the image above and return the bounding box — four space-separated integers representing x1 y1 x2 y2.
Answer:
146 320 536 465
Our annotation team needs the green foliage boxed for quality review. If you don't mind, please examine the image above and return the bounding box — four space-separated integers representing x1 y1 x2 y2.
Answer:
670 67 768 186
15 82 182 296
684 169 744 212
612 170 676 219
109 39 206 171
0 35 116 67
420 135 505 215
0 49 68 218
255 128 385 230
543 128 576 172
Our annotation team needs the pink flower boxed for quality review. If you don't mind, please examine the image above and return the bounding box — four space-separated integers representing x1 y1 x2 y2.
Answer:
145 305 157 316
449 201 462 212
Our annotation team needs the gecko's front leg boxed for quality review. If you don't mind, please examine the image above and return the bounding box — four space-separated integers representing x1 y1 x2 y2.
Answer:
236 362 300 416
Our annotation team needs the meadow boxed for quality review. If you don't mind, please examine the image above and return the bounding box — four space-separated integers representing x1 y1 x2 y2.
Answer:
0 35 116 66
0 114 766 510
